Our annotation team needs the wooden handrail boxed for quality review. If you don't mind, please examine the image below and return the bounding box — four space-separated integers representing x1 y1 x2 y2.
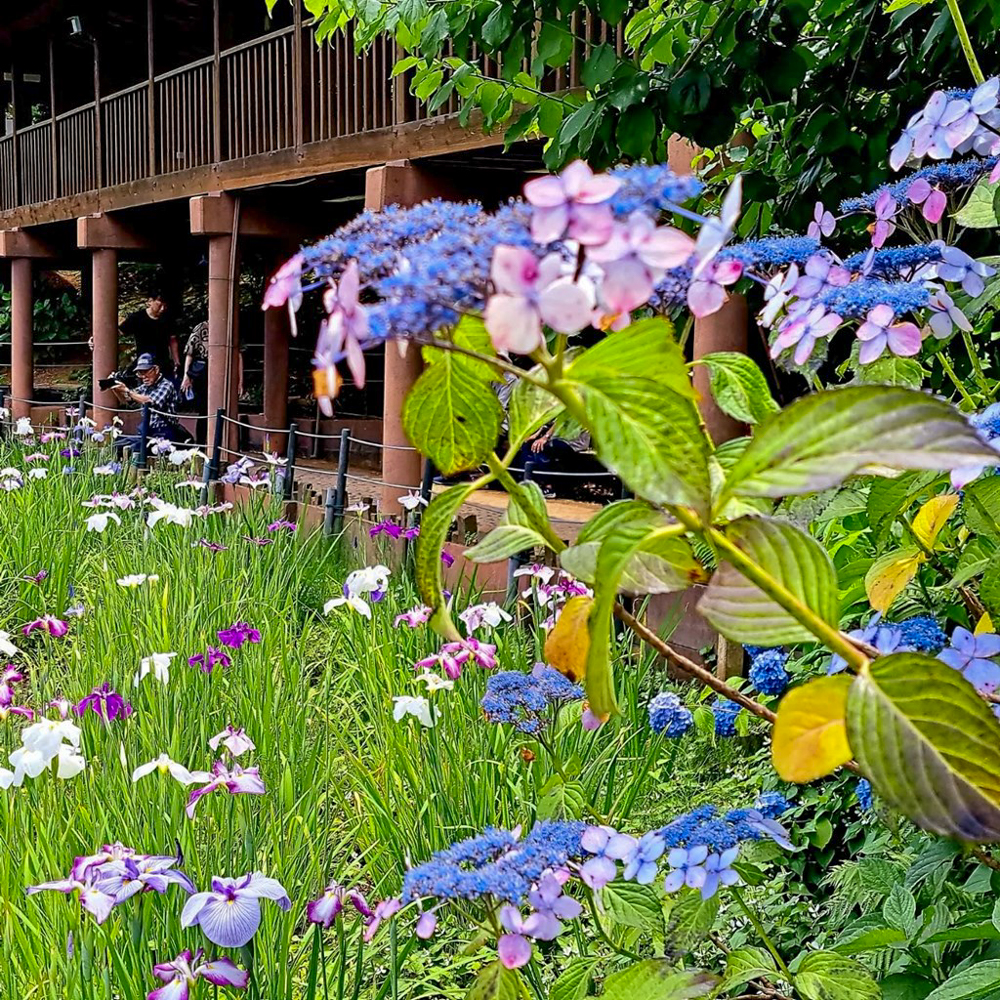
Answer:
54 102 96 123
220 24 296 60
100 80 149 104
153 54 215 84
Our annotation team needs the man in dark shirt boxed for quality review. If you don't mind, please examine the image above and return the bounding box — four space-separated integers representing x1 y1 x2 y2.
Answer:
111 353 190 456
120 292 179 375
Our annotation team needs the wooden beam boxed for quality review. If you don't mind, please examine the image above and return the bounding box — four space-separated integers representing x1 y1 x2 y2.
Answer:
190 192 308 238
0 228 56 258
77 212 153 250
0 113 509 230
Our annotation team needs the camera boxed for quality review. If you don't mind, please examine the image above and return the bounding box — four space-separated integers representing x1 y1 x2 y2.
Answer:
98 370 139 393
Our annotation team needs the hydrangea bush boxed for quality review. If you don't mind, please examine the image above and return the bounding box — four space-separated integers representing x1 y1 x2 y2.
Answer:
265 45 1000 994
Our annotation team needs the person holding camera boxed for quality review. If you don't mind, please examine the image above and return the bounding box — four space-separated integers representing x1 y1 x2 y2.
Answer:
110 353 190 456
120 291 179 377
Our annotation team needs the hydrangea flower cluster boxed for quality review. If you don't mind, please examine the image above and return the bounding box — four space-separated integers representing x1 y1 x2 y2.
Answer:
747 647 790 696
647 691 693 737
712 696 741 736
856 779 874 811
938 626 1000 717
829 612 947 672
481 664 583 734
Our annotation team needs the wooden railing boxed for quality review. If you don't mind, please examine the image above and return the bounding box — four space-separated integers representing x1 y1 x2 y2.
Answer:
2 18 606 213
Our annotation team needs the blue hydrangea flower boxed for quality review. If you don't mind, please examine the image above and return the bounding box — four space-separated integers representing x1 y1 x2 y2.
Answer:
840 157 999 213
701 848 741 900
481 666 583 735
856 779 873 811
622 831 665 884
719 236 820 269
754 792 790 819
748 649 790 696
817 278 931 320
648 692 694 737
607 164 702 217
842 244 944 277
891 615 946 653
712 697 741 736
663 845 708 893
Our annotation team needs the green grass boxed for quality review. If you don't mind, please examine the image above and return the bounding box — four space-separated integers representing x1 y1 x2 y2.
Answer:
0 432 765 1000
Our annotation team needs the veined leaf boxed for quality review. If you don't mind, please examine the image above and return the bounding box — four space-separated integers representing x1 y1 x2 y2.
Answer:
550 959 598 1000
865 548 924 614
507 369 562 450
723 386 999 500
416 483 478 640
772 676 853 782
912 493 959 548
953 176 1000 229
885 0 936 10
698 352 779 425
464 524 547 563
846 653 1000 841
698 516 839 644
925 960 1000 1000
559 501 706 593
600 961 718 1000
964 477 1000 540
665 890 720 955
465 960 523 1000
794 952 880 1000
602 882 663 932
721 947 777 992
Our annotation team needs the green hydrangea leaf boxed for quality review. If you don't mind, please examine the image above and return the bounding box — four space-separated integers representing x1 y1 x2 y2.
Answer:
698 352 779 425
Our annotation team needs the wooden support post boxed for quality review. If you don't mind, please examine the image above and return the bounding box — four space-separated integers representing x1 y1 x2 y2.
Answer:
93 39 103 190
365 161 460 514
206 232 239 456
212 0 222 163
147 0 156 176
10 258 33 420
292 0 304 148
693 294 749 446
91 247 119 423
323 487 336 536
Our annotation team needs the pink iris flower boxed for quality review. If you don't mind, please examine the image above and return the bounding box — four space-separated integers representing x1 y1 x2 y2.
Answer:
587 212 695 313
185 761 266 819
263 252 305 335
149 949 248 1000
208 725 256 757
806 201 836 239
26 875 116 924
23 615 68 638
906 178 947 223
484 246 593 355
856 305 923 364
0 665 24 703
870 191 898 248
687 259 744 318
522 160 621 244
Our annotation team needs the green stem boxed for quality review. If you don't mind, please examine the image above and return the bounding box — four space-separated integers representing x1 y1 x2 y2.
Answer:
944 0 985 84
732 886 793 983
938 350 978 407
961 325 992 397
487 453 566 552
585 894 644 961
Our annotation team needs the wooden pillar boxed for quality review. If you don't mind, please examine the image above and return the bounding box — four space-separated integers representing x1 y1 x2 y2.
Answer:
207 234 239 455
10 258 33 420
263 286 290 454
91 248 119 424
668 135 749 446
365 160 458 513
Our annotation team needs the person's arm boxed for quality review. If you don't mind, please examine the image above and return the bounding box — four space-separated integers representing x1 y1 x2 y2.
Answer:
169 334 180 368
113 383 150 405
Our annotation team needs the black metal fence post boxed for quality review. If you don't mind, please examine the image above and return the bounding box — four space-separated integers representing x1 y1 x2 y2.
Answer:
333 428 351 533
200 407 225 506
282 423 298 502
419 458 434 507
323 487 336 536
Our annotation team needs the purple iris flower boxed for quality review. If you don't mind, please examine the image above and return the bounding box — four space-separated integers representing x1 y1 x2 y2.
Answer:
93 856 194 904
0 665 24 703
369 520 403 540
208 725 256 757
0 702 33 721
188 647 232 674
181 872 290 948
579 825 636 890
402 525 420 540
242 535 274 547
59 447 81 459
939 627 1000 695
25 875 116 924
216 623 262 649
23 615 69 638
185 760 266 818
267 519 297 533
23 569 48 585
441 550 455 568
622 831 665 884
194 538 228 552
76 683 133 723
663 845 709 892
149 949 248 1000
416 639 498 679
307 881 345 927
700 848 741 900
363 897 402 942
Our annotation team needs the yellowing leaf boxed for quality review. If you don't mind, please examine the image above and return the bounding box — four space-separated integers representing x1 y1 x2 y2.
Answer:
772 676 854 782
544 596 593 682
976 612 994 635
911 493 959 549
865 548 924 614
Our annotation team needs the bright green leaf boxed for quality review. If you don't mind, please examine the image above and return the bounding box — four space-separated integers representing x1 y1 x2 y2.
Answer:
665 890 720 955
964 477 1000 540
884 0 936 10
465 960 523 1000
856 355 926 388
551 959 598 1000
847 653 1000 841
463 524 546 563
602 882 664 933
698 516 839 644
794 951 880 1000
581 43 618 89
600 961 718 1000
925 961 1000 1000
953 176 1000 229
721 947 777 992
883 884 918 936
880 974 935 1000
698 352 779 425
537 779 587 820
723 387 999 501
832 925 909 954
